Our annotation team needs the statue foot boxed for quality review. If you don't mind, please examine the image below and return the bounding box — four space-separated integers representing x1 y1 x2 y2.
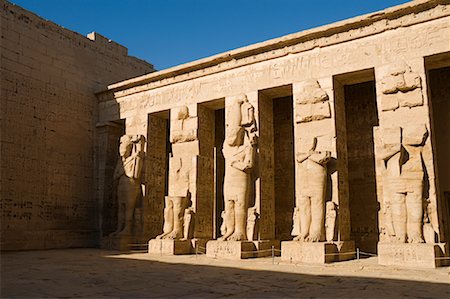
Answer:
116 229 131 237
228 232 246 241
407 235 424 244
305 232 321 242
293 234 307 242
163 230 183 240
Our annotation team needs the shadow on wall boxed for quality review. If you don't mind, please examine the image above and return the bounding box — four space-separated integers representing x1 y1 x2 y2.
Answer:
2 249 449 298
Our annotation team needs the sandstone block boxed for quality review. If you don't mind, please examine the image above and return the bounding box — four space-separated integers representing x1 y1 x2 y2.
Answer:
281 241 355 264
148 239 193 255
378 243 445 268
206 240 272 259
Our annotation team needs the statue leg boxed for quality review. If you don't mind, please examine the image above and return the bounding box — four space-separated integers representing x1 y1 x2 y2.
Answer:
218 200 235 241
118 186 139 236
228 195 247 241
157 197 174 239
164 196 186 239
406 190 424 243
294 195 310 241
391 192 407 243
111 201 125 236
307 190 325 242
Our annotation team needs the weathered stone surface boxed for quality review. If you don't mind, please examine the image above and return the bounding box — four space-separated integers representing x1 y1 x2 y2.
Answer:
378 243 445 268
206 240 272 259
1 1 153 251
281 241 355 264
148 239 193 255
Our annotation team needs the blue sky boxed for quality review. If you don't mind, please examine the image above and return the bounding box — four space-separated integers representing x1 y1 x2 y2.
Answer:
10 0 410 70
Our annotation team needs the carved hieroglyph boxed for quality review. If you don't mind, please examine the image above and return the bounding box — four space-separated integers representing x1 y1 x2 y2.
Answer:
219 94 258 241
295 79 331 123
379 124 429 243
110 134 145 236
157 105 197 240
293 137 331 242
380 61 423 111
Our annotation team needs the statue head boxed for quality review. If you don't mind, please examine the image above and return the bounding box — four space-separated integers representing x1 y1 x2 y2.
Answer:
119 135 133 158
177 106 190 120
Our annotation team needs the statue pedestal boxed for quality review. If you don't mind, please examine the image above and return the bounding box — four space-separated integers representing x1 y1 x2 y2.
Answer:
281 241 355 264
148 239 193 255
101 234 133 251
378 242 445 268
206 240 273 259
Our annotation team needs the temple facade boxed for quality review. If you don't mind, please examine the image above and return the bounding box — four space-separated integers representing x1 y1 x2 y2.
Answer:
96 0 450 268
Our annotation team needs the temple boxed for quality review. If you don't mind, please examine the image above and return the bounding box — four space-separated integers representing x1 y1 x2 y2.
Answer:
2 0 450 269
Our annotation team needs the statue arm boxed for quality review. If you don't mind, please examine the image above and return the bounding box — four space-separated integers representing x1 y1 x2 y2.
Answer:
309 151 331 165
231 146 255 172
296 152 310 164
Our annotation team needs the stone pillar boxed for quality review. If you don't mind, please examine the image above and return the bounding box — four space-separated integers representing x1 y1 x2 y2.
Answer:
196 105 215 241
145 114 168 240
251 91 276 242
206 93 272 259
149 104 214 254
374 58 447 268
281 78 355 264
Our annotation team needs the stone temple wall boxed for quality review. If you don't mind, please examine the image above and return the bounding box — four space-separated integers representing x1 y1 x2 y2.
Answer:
0 0 154 250
97 0 450 267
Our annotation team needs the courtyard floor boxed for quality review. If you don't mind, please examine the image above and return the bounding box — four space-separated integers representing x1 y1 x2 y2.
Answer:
1 248 449 298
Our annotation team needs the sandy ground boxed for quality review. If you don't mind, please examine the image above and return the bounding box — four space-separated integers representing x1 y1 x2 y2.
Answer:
1 248 449 298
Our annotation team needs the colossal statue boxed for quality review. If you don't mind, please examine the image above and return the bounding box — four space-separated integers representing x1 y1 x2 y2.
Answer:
157 105 195 240
380 124 428 243
110 134 145 236
293 137 331 242
219 94 258 241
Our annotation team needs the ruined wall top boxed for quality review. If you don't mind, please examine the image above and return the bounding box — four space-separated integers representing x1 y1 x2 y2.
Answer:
97 0 450 100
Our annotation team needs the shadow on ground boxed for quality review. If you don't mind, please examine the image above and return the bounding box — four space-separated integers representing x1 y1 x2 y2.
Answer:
1 249 449 298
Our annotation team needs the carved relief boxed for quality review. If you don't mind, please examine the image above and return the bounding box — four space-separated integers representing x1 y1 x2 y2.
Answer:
219 94 258 242
295 79 331 123
380 62 423 111
246 207 259 241
325 201 337 242
110 134 146 237
293 137 331 242
379 124 428 243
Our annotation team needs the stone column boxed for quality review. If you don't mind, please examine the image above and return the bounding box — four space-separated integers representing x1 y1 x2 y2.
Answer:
149 104 215 254
281 78 355 264
374 58 446 268
250 91 276 242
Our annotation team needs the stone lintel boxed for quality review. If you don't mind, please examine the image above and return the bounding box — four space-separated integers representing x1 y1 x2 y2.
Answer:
206 240 273 259
148 239 193 255
281 241 356 264
378 242 446 268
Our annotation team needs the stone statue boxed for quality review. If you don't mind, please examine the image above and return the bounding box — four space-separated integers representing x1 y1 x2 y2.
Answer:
110 134 145 236
246 207 259 241
219 94 257 241
294 137 331 242
170 105 197 143
157 105 196 241
325 201 337 242
181 207 195 241
380 124 428 243
291 207 301 237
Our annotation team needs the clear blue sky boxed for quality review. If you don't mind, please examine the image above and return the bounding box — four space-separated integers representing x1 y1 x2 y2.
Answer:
10 0 410 70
